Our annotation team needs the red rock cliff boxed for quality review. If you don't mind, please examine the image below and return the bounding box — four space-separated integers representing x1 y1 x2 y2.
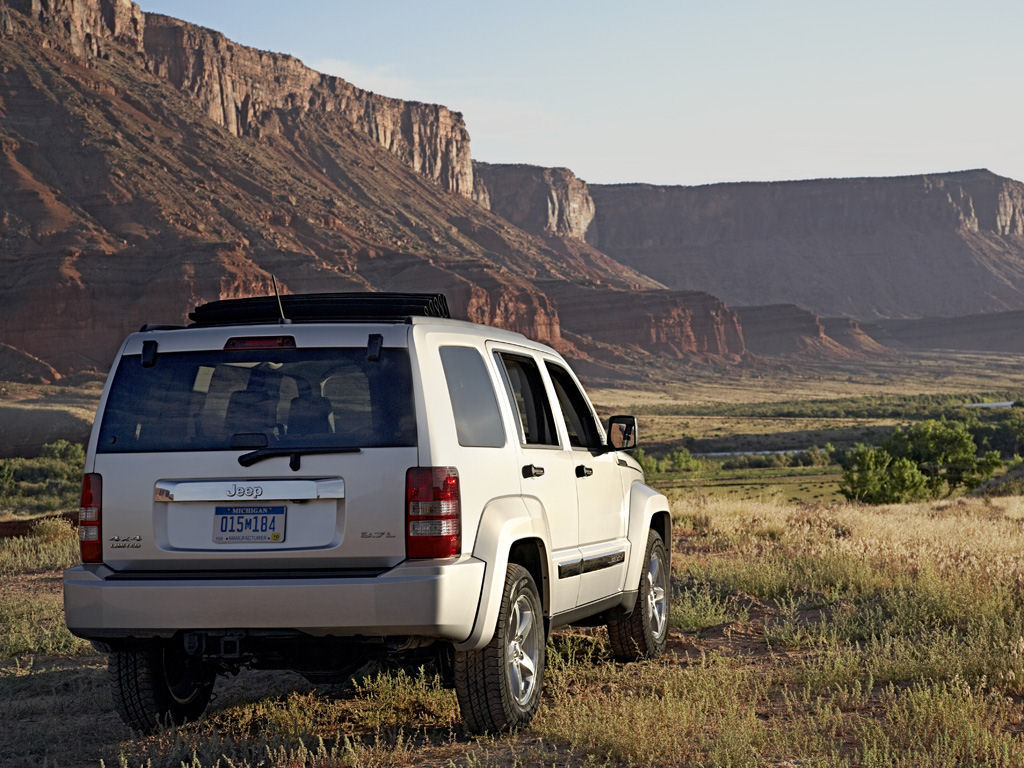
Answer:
2 0 474 197
3 0 143 56
548 287 746 361
588 170 1024 319
142 14 474 197
473 162 595 240
736 304 874 358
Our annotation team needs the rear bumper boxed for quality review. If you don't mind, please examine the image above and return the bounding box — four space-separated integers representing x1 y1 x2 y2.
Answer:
63 557 485 642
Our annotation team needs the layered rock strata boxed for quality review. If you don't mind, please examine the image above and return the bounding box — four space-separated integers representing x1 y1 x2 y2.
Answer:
736 305 850 358
864 311 1024 353
143 14 473 197
2 0 473 197
588 170 1024 319
0 0 671 372
550 287 745 361
473 162 595 240
821 317 888 355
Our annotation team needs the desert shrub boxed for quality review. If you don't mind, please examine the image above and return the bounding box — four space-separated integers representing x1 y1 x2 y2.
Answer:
841 421 1002 504
0 459 13 497
885 419 1001 495
665 447 701 472
721 446 835 471
0 516 80 574
39 439 85 465
631 447 661 475
0 441 84 514
841 444 931 504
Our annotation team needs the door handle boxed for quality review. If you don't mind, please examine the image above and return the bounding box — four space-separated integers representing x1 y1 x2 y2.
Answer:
575 464 594 478
522 464 546 478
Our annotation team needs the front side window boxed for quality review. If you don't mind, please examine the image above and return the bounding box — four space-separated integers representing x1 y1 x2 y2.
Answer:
546 362 602 450
97 347 416 452
495 353 558 447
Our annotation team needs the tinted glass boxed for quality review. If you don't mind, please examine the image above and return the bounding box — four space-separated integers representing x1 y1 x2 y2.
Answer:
546 363 601 449
97 348 416 452
495 353 558 446
440 346 505 448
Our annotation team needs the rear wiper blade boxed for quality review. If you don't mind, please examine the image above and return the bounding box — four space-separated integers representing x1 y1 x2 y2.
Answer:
238 446 362 470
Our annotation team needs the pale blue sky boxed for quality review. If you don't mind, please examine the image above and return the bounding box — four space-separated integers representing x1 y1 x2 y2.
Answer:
139 1 1024 186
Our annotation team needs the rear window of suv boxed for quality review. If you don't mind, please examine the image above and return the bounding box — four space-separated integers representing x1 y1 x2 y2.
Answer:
97 348 416 452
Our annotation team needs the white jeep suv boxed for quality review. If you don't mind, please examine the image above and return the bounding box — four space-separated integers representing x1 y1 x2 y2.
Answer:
63 293 671 733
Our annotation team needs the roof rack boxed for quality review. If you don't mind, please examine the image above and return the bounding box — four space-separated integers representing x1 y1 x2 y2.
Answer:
188 292 451 327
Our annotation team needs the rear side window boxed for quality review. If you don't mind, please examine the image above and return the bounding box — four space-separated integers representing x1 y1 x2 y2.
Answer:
97 348 416 452
439 346 505 448
495 353 558 446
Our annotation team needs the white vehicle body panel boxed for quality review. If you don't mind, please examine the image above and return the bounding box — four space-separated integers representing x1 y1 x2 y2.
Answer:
65 314 670 651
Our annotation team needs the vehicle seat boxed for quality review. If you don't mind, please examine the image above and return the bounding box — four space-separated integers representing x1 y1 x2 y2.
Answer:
225 385 278 437
288 382 333 437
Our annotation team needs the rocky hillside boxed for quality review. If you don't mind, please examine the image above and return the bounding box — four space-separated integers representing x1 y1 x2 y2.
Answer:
587 171 1024 319
864 311 1024 353
474 162 595 240
0 0 754 373
735 305 890 359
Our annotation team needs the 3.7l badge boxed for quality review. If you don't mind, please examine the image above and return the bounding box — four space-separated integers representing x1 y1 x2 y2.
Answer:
110 535 143 549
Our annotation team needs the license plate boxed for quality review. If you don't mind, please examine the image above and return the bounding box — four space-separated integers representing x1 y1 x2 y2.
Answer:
213 506 286 544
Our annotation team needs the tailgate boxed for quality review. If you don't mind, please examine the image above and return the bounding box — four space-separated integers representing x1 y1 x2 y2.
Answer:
94 448 416 571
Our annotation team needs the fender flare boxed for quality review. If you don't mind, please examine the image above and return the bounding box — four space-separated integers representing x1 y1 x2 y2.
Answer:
620 481 671 612
454 495 550 651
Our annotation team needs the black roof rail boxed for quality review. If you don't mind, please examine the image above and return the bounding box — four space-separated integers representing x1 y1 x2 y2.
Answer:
188 292 451 327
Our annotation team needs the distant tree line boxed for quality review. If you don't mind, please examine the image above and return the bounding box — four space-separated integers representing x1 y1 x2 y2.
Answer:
840 419 1004 504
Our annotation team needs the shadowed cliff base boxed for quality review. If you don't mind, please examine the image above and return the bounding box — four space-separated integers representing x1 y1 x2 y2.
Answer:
864 311 1024 353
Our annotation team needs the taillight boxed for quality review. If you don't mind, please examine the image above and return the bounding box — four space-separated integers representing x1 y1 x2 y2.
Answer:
79 473 102 563
406 467 460 559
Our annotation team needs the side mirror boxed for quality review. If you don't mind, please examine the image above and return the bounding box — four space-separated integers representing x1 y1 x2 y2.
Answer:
606 415 638 451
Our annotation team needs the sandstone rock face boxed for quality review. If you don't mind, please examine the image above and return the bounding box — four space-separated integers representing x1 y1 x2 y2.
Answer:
0 342 61 382
5 0 143 56
0 2 677 373
3 0 472 197
142 14 474 198
550 287 745 361
736 305 852 358
821 317 888 355
473 162 595 240
588 170 1024 319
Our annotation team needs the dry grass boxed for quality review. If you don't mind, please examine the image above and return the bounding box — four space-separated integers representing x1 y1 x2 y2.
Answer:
6 495 1024 766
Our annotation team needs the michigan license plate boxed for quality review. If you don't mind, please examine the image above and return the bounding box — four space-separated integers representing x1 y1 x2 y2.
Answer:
213 506 286 544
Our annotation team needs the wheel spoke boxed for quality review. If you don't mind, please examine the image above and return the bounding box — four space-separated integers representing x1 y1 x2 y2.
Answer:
509 661 523 696
644 545 669 642
519 652 536 678
516 601 533 640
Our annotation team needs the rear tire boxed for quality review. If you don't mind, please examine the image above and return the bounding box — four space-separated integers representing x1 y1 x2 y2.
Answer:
109 642 215 733
454 564 545 733
607 529 670 661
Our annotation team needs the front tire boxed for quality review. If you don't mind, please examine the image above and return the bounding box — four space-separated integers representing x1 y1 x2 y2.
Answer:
109 642 215 733
454 564 545 733
607 529 670 661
